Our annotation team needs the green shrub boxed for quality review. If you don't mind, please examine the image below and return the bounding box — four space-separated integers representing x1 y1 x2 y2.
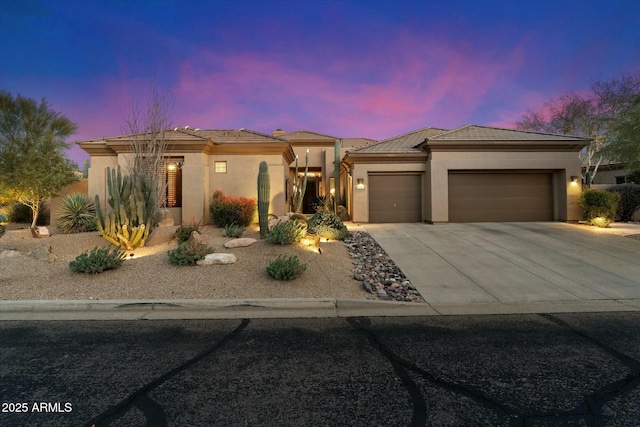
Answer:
289 213 308 225
57 193 97 233
308 210 348 238
69 246 126 273
209 190 256 227
174 223 201 244
579 189 621 227
314 225 350 241
266 255 307 280
224 224 245 238
8 201 49 225
267 220 307 245
168 240 215 266
607 184 640 222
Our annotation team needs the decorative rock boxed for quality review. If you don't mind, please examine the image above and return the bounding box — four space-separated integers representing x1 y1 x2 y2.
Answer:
187 230 207 246
156 209 174 227
224 238 257 248
336 205 350 221
0 249 21 259
27 243 57 263
362 281 373 293
196 253 237 265
345 230 421 302
30 226 50 238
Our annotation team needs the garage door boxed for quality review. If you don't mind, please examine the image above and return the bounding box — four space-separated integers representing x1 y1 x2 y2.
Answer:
369 174 422 223
448 172 553 222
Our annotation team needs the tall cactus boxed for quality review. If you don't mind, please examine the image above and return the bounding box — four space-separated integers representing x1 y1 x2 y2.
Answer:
82 159 90 178
95 165 154 250
257 161 270 238
292 149 309 213
334 139 340 212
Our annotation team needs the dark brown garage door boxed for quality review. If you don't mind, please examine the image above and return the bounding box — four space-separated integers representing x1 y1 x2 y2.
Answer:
448 172 553 222
369 174 422 223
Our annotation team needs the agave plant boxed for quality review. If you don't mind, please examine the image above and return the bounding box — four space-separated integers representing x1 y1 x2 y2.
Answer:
57 193 97 233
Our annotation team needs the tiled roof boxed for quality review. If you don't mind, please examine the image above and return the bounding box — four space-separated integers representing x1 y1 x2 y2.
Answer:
350 127 448 153
277 130 339 141
342 138 377 149
197 129 287 143
427 125 590 141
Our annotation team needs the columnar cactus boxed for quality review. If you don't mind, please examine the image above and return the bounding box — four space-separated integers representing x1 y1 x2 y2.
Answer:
334 139 340 212
292 149 309 213
95 165 155 250
257 161 270 238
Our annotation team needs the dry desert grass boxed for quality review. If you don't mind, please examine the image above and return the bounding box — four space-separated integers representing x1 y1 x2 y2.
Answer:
0 224 370 301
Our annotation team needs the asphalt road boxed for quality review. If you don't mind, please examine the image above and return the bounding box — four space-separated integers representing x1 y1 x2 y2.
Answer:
1 313 639 427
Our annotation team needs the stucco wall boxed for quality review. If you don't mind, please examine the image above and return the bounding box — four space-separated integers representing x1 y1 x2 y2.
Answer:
209 154 289 219
427 150 583 223
87 156 118 210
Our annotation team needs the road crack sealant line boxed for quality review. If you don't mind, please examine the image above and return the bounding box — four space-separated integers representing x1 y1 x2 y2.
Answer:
83 318 251 427
536 313 640 424
346 318 520 427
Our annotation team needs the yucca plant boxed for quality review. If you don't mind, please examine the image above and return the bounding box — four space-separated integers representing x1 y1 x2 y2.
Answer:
57 193 97 234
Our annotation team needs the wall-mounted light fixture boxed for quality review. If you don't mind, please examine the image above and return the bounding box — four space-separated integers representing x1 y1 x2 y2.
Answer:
356 178 365 190
570 176 579 186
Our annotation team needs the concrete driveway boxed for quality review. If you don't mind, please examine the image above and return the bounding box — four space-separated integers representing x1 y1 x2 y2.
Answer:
359 222 640 312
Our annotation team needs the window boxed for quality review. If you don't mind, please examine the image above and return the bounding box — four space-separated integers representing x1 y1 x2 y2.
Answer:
215 161 227 173
160 161 182 208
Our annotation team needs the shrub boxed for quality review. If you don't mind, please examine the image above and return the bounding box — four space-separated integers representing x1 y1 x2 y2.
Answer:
267 220 307 245
266 255 307 280
314 225 350 241
579 189 620 227
289 213 308 225
607 184 640 222
168 240 215 266
209 190 256 227
69 246 126 273
8 201 49 225
174 223 201 244
224 224 245 238
57 193 97 233
308 210 349 239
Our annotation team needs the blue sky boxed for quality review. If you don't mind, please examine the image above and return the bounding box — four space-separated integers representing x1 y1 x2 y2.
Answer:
1 0 639 166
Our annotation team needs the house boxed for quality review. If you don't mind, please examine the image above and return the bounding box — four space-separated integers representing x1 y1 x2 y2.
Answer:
78 124 588 225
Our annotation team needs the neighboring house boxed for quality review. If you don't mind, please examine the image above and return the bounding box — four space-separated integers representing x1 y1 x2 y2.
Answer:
588 162 637 185
78 124 588 225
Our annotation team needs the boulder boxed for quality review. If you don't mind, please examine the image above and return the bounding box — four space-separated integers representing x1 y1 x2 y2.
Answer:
156 209 174 227
336 205 350 221
0 249 21 259
196 253 237 265
30 226 50 238
186 230 207 246
27 243 57 263
224 238 257 248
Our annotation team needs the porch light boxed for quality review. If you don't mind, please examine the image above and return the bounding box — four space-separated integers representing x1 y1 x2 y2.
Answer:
167 163 177 171
570 176 579 186
356 178 365 190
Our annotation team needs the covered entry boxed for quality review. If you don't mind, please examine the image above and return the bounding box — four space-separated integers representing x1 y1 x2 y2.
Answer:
448 171 553 222
369 173 422 223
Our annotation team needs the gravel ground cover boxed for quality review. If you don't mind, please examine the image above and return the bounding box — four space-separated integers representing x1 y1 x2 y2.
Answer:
0 224 375 301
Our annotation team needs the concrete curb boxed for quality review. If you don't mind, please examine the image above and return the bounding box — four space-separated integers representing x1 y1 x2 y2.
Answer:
1 298 639 320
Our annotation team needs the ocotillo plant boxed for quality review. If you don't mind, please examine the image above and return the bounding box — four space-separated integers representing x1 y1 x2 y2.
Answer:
292 149 309 213
95 165 155 250
257 161 270 238
334 139 340 212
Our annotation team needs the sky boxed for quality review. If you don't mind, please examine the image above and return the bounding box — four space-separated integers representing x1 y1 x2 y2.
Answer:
1 0 639 167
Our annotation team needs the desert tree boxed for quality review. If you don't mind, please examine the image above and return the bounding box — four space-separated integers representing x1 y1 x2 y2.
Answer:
516 73 640 184
121 83 175 223
0 91 79 228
